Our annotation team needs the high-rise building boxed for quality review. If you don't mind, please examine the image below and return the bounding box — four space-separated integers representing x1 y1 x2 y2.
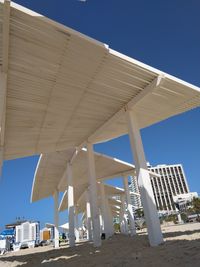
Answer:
129 163 197 213
129 176 142 209
149 164 190 211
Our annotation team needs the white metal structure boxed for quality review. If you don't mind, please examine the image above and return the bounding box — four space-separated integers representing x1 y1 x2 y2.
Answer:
87 142 101 247
53 190 59 249
85 190 92 241
31 150 135 202
0 1 199 163
66 162 75 247
0 0 199 247
120 195 128 234
59 183 124 214
32 149 134 247
59 183 124 239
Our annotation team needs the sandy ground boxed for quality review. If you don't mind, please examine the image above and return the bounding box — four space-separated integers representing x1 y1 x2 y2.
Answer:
1 222 200 267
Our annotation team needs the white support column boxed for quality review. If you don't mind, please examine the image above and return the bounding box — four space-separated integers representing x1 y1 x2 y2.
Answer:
86 189 92 241
99 212 103 234
53 190 59 249
107 205 114 236
119 207 124 233
175 206 183 224
67 162 75 247
121 195 128 235
87 142 101 247
126 109 163 246
99 182 111 238
177 213 182 224
123 175 136 236
75 209 80 242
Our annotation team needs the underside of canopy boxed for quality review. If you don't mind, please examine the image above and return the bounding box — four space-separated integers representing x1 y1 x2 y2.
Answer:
108 197 122 207
59 183 124 213
0 1 200 160
31 149 134 202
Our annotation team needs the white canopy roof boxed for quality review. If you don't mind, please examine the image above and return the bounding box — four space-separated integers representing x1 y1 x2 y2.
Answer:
31 149 134 202
108 197 122 207
59 183 124 213
1 1 200 160
59 223 69 230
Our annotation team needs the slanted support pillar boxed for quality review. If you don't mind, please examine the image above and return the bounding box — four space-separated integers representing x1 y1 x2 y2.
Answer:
126 109 163 246
107 205 114 236
123 175 136 236
121 195 128 234
87 142 101 247
120 209 125 234
53 190 59 249
75 209 80 242
99 212 103 234
67 162 75 247
177 212 182 224
175 205 183 224
99 182 111 238
86 189 92 241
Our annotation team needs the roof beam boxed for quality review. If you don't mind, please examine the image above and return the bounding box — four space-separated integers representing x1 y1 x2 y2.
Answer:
0 0 10 172
54 160 160 198
58 190 66 211
127 74 165 111
69 148 78 165
97 167 160 181
58 168 68 191
98 169 135 181
57 148 78 191
88 74 165 143
130 191 140 197
149 171 161 178
58 146 84 190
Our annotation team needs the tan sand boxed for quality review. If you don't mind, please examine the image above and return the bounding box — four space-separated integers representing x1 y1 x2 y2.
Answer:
1 222 200 267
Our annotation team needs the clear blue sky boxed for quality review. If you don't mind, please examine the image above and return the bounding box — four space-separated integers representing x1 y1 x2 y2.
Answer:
0 0 200 231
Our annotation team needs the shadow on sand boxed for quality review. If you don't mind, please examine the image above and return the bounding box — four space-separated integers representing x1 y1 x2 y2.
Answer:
1 231 200 267
163 228 200 238
1 187 200 267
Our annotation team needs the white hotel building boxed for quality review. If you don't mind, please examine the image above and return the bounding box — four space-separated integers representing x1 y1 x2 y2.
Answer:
130 163 197 213
129 176 142 209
